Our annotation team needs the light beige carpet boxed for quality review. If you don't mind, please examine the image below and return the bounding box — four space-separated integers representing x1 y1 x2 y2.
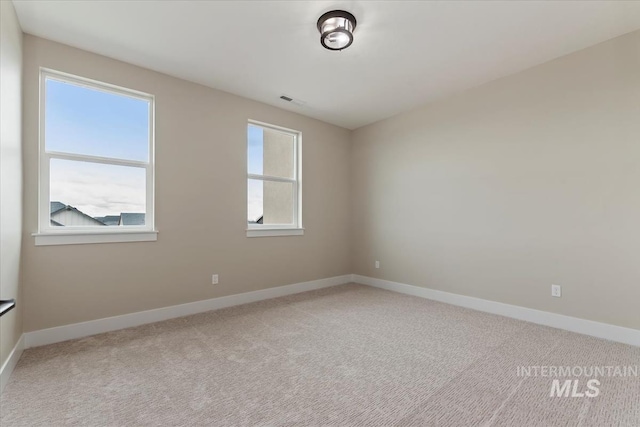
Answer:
1 284 639 426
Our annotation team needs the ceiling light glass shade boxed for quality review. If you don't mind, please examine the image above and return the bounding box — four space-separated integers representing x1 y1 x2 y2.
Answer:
317 10 357 51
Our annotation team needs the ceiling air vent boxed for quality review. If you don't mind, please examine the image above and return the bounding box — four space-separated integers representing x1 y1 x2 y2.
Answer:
279 95 306 107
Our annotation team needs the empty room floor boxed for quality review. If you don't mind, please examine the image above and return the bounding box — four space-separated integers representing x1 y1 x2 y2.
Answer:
1 284 638 426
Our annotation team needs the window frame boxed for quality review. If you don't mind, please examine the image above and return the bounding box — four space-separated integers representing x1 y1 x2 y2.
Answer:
34 68 156 246
246 120 303 237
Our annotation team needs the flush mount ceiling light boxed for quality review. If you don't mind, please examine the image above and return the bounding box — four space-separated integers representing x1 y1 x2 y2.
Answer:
317 10 357 51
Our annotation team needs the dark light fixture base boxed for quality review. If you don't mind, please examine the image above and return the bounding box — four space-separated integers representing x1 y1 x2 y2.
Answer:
316 10 357 32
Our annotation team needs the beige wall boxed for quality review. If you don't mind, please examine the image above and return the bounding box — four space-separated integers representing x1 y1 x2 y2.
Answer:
22 36 352 332
351 30 640 330
0 0 24 367
17 29 640 334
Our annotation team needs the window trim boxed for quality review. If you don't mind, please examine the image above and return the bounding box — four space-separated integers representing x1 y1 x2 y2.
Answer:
33 230 158 246
246 120 303 237
35 68 156 245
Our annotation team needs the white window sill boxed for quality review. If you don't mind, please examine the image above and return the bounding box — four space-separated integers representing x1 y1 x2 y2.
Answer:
33 230 158 246
246 228 304 238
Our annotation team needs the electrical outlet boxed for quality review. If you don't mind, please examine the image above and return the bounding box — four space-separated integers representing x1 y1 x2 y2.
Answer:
375 260 380 269
212 274 219 285
551 284 561 298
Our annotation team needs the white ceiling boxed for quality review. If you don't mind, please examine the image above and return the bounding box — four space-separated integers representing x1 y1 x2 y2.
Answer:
12 1 640 130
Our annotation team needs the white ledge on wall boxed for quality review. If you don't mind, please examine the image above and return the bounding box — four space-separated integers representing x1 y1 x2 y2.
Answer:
246 228 304 238
33 230 158 246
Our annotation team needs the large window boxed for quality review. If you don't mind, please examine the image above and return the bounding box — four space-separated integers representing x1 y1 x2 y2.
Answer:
247 121 302 237
35 69 155 246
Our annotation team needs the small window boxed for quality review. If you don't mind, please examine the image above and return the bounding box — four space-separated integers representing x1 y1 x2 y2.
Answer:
247 121 302 237
35 69 156 245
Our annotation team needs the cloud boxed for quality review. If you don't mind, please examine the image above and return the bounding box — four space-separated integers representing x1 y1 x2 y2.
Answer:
50 160 146 217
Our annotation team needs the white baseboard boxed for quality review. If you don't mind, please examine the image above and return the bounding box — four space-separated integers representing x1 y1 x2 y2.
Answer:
25 275 351 349
352 274 640 347
0 334 24 394
20 272 640 351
